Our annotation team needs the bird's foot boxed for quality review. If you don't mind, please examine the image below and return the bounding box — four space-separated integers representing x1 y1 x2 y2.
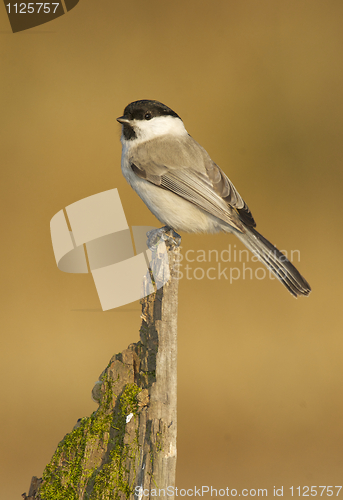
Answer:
146 226 181 249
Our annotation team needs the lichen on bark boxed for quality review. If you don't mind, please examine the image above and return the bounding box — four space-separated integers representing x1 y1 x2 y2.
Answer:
25 239 179 500
39 348 146 500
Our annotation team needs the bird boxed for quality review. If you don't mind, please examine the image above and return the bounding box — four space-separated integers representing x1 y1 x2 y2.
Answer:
117 99 311 297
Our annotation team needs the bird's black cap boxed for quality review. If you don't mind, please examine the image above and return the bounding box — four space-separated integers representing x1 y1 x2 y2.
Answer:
119 100 181 121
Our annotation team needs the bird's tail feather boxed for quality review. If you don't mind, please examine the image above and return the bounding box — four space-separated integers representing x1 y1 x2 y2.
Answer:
236 227 311 297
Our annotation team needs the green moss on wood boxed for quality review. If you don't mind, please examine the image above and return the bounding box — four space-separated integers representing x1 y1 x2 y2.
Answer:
90 383 141 500
39 381 141 500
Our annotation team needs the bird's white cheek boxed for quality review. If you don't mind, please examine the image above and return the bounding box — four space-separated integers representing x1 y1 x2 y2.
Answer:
134 117 188 142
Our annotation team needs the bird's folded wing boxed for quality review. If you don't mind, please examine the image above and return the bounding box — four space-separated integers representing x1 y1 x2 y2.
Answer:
129 136 255 231
205 161 256 227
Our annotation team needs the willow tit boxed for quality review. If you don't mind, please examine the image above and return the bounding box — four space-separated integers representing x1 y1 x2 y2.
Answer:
117 100 311 297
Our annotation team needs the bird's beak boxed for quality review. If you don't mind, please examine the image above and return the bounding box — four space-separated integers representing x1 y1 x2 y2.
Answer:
117 116 130 124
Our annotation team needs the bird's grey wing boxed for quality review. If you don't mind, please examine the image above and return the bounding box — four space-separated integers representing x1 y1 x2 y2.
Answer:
129 136 255 231
205 161 256 227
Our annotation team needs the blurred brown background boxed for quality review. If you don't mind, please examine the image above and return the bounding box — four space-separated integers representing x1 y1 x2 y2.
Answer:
1 1 343 498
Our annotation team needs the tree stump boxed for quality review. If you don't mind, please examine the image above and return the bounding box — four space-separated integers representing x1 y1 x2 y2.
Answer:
23 237 180 500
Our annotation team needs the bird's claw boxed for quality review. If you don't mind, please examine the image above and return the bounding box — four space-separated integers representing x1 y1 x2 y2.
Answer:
146 226 181 249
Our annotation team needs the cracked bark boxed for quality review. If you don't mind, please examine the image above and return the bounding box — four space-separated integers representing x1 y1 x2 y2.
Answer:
23 238 179 500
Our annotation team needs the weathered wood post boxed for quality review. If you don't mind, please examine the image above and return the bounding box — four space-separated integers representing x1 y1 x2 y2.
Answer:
23 233 180 500
135 232 179 495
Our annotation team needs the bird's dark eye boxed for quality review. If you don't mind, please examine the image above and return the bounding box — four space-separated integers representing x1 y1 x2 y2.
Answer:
144 112 152 120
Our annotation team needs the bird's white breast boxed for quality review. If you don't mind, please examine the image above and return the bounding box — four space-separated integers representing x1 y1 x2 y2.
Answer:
120 143 223 234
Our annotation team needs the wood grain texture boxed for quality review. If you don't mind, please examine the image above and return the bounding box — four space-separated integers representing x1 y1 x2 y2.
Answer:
23 238 180 500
